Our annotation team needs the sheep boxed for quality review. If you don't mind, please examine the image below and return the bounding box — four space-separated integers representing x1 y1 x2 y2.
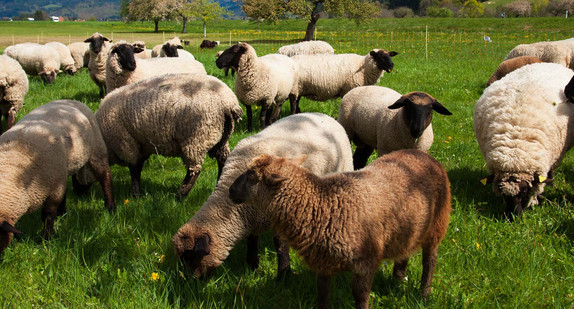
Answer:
0 99 116 254
0 55 28 134
228 150 451 308
215 50 235 77
3 43 61 84
505 41 573 69
474 62 574 218
151 37 195 59
277 40 335 57
338 86 452 169
45 41 77 75
105 43 206 94
67 41 90 70
200 40 219 48
96 73 242 198
84 32 113 98
486 56 543 87
215 42 299 131
291 49 398 113
172 112 354 278
132 41 152 59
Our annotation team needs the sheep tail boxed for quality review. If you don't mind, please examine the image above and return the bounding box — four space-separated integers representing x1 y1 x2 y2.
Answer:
208 107 241 160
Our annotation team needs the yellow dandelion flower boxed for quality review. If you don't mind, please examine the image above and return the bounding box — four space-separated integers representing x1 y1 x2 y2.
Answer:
124 199 129 205
151 272 160 281
475 242 482 250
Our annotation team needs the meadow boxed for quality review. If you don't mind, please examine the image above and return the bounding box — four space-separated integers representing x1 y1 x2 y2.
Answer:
0 17 573 308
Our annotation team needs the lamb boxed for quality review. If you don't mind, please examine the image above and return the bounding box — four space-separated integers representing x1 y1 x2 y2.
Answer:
172 112 353 279
215 42 299 131
291 49 398 113
67 41 90 70
3 43 61 84
132 41 152 59
0 55 28 134
277 40 334 57
215 50 235 77
486 56 543 87
338 86 452 169
96 73 242 198
45 41 77 75
105 43 206 94
474 62 574 218
84 32 113 98
0 99 116 254
505 41 572 69
228 150 451 308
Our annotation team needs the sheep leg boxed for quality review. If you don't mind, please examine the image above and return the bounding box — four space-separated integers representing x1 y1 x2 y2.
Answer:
316 274 332 309
259 105 269 130
88 160 117 212
72 174 92 196
270 103 283 123
6 108 16 131
41 194 66 239
246 105 253 132
128 159 146 197
393 258 409 282
352 272 374 309
274 234 292 279
177 168 201 199
288 94 298 115
98 84 106 99
246 234 259 270
420 244 439 299
353 146 374 170
265 105 274 127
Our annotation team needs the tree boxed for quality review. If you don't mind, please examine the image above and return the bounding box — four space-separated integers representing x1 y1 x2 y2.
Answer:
176 0 231 35
239 0 380 41
127 0 178 32
461 0 484 17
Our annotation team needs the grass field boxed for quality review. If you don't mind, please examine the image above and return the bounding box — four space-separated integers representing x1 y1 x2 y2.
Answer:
1 18 574 308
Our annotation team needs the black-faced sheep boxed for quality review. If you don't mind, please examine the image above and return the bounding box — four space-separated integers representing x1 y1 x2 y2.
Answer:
338 86 452 169
215 50 235 77
200 40 219 48
229 150 451 308
486 56 543 87
96 73 242 198
84 32 112 98
0 54 28 134
132 41 153 59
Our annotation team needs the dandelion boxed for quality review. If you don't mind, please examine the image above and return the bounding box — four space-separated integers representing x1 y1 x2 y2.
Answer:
475 242 483 250
151 272 160 281
124 199 129 205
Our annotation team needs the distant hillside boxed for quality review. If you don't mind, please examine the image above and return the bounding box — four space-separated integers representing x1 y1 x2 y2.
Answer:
0 0 244 20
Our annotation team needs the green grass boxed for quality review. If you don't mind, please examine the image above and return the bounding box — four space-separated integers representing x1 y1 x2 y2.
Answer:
1 18 574 308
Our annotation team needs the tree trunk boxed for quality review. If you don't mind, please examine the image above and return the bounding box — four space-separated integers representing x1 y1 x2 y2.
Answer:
203 21 207 37
182 17 188 33
154 20 159 33
304 3 321 41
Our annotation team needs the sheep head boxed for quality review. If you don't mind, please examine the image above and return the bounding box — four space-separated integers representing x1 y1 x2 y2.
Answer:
63 64 77 75
38 70 58 84
564 75 574 103
0 220 23 255
132 41 146 53
216 43 248 71
388 92 452 139
172 226 219 278
370 49 398 73
162 40 184 57
109 44 137 73
84 32 110 54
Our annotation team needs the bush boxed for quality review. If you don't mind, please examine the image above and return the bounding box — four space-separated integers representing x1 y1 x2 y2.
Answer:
393 6 415 18
426 6 454 17
461 0 485 17
503 0 533 16
545 0 574 15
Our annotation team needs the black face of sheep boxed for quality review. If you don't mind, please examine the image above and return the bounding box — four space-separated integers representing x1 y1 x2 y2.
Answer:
39 70 57 84
370 50 398 73
112 44 137 72
564 75 574 103
216 44 246 70
162 43 183 57
132 42 146 53
200 40 219 49
84 35 110 54
388 92 452 139
229 170 261 204
492 173 553 219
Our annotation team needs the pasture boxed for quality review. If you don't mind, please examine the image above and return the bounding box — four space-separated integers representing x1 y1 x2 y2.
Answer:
1 18 574 308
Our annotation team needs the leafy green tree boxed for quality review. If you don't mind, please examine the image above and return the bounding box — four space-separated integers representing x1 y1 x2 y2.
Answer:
239 0 380 41
461 0 484 17
176 0 231 35
127 0 178 32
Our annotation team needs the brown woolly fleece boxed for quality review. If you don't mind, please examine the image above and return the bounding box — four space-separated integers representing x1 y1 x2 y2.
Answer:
229 149 451 309
486 56 543 87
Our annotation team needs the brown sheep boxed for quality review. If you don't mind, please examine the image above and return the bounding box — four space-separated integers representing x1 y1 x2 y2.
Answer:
229 149 451 309
486 56 543 87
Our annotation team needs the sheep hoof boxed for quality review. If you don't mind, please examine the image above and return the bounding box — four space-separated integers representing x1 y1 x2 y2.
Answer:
276 266 293 282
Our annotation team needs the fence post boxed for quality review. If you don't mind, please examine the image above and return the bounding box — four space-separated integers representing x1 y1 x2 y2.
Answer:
425 25 428 59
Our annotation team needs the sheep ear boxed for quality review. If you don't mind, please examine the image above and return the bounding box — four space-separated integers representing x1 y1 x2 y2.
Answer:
564 75 574 103
268 173 288 187
290 155 307 166
103 37 110 42
84 38 92 43
388 97 407 109
533 174 554 184
389 51 398 57
177 45 183 49
193 234 210 256
432 102 452 115
0 222 23 235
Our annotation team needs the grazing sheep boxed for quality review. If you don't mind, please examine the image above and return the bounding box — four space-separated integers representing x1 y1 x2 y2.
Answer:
85 32 112 98
215 50 235 77
132 41 152 59
97 73 242 198
0 100 116 254
105 43 206 94
215 42 299 131
67 42 90 70
172 113 353 278
45 42 77 75
505 41 572 69
277 40 335 57
474 62 574 218
229 150 451 308
291 49 398 113
3 43 61 84
200 40 219 48
0 55 28 134
151 37 194 59
486 56 543 87
338 86 452 169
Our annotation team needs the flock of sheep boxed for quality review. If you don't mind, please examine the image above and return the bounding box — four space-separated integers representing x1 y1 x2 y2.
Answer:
1 31 574 308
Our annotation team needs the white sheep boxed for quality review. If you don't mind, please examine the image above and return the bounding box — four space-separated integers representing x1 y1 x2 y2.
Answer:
67 41 90 70
45 41 77 75
84 32 112 98
105 43 206 94
338 86 452 169
291 49 398 113
0 99 116 254
505 40 573 69
215 42 299 131
172 112 354 278
3 42 61 84
474 62 574 218
0 55 28 134
132 41 153 59
277 40 335 57
228 149 451 308
97 73 242 198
